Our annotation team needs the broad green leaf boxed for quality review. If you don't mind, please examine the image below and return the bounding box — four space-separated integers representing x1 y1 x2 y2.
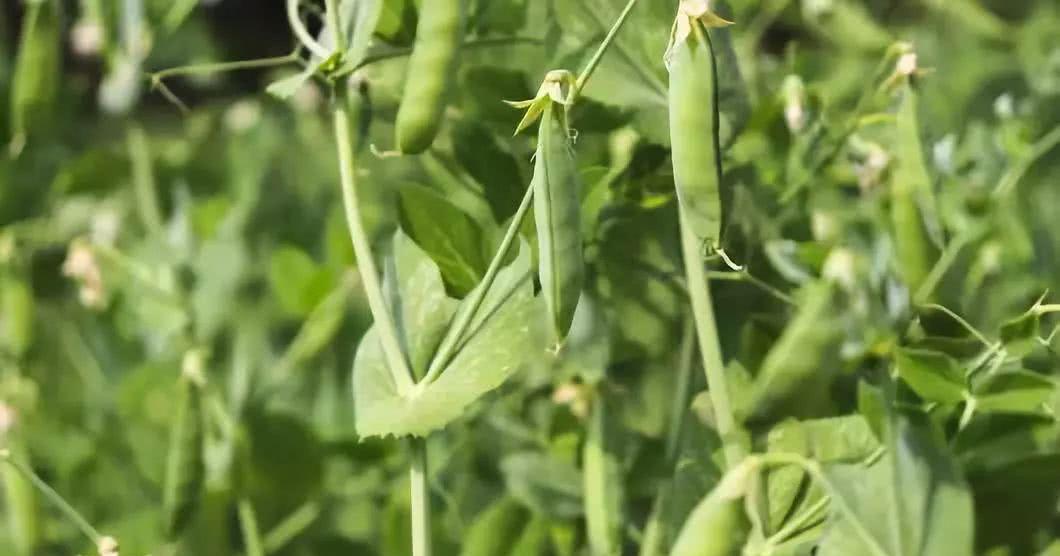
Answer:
894 348 967 405
269 245 335 317
501 452 583 519
398 184 491 297
353 233 541 437
817 414 974 556
973 371 1057 416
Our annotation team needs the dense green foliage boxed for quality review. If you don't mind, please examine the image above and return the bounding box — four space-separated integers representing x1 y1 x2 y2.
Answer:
1 0 1060 555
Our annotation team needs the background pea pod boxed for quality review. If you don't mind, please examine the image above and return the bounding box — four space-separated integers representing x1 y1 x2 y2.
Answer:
162 373 206 540
669 461 753 556
891 82 941 294
533 99 584 346
395 0 464 154
10 0 61 149
2 437 39 556
667 15 725 247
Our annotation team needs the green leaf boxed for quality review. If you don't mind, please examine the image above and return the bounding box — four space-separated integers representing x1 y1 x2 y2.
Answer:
269 245 334 317
973 370 1057 416
266 68 315 100
460 497 531 556
339 0 384 66
894 348 967 405
398 184 491 297
281 281 351 368
817 413 974 556
501 452 583 519
353 233 542 437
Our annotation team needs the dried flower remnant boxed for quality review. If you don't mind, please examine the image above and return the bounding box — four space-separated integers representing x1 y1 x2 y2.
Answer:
97 536 119 556
62 240 106 309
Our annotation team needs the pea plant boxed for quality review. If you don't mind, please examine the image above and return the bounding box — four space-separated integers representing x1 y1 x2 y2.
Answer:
2 0 1060 555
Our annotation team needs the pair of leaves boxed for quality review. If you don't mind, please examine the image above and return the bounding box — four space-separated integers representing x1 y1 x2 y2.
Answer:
352 231 542 437
896 348 1057 418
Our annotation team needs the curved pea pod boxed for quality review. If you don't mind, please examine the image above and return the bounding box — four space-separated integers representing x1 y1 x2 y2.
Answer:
395 0 464 154
10 0 61 150
535 101 584 345
162 371 206 539
669 459 755 556
460 497 530 556
665 2 731 248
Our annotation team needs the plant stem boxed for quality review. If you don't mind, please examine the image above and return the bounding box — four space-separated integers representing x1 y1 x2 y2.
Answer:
994 125 1060 197
149 51 299 84
0 451 102 545
422 182 534 384
569 0 641 105
332 84 415 394
409 438 432 556
237 497 265 556
126 125 164 235
335 36 543 78
679 208 744 468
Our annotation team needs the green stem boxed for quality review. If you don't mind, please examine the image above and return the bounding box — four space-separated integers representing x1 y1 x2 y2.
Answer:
150 51 300 84
0 451 102 545
994 125 1060 197
334 36 543 79
409 438 432 556
679 208 744 468
569 0 641 105
332 85 415 394
262 502 320 554
422 182 534 385
237 497 265 556
126 125 164 235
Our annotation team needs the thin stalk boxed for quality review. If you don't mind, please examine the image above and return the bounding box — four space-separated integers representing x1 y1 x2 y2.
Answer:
409 438 432 556
569 0 641 105
262 502 321 554
679 208 744 468
126 125 164 235
665 318 696 462
0 451 102 545
150 51 300 84
422 183 534 384
332 85 415 394
237 498 265 556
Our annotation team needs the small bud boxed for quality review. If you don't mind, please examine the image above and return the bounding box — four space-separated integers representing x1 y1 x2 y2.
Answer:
781 76 808 133
0 402 17 436
70 20 104 58
98 535 119 556
224 100 262 133
181 349 207 385
62 240 107 309
896 52 918 76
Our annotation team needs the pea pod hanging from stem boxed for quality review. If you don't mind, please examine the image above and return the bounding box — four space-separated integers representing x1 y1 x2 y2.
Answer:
9 0 61 155
162 352 207 540
507 70 584 347
665 0 733 253
395 0 464 154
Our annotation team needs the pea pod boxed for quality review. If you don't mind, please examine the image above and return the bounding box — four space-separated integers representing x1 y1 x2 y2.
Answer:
395 0 464 154
666 1 731 248
669 459 754 556
0 273 34 358
891 80 940 293
10 0 61 149
162 370 206 539
508 71 584 345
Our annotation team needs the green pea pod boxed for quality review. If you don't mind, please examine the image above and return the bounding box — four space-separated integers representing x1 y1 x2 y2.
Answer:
669 460 754 556
666 6 728 248
162 374 206 539
395 0 464 154
0 273 34 358
2 438 39 556
891 82 940 293
10 0 61 149
533 99 584 346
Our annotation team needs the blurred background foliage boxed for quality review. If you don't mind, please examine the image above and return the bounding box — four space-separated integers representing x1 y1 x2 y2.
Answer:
0 0 1059 554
